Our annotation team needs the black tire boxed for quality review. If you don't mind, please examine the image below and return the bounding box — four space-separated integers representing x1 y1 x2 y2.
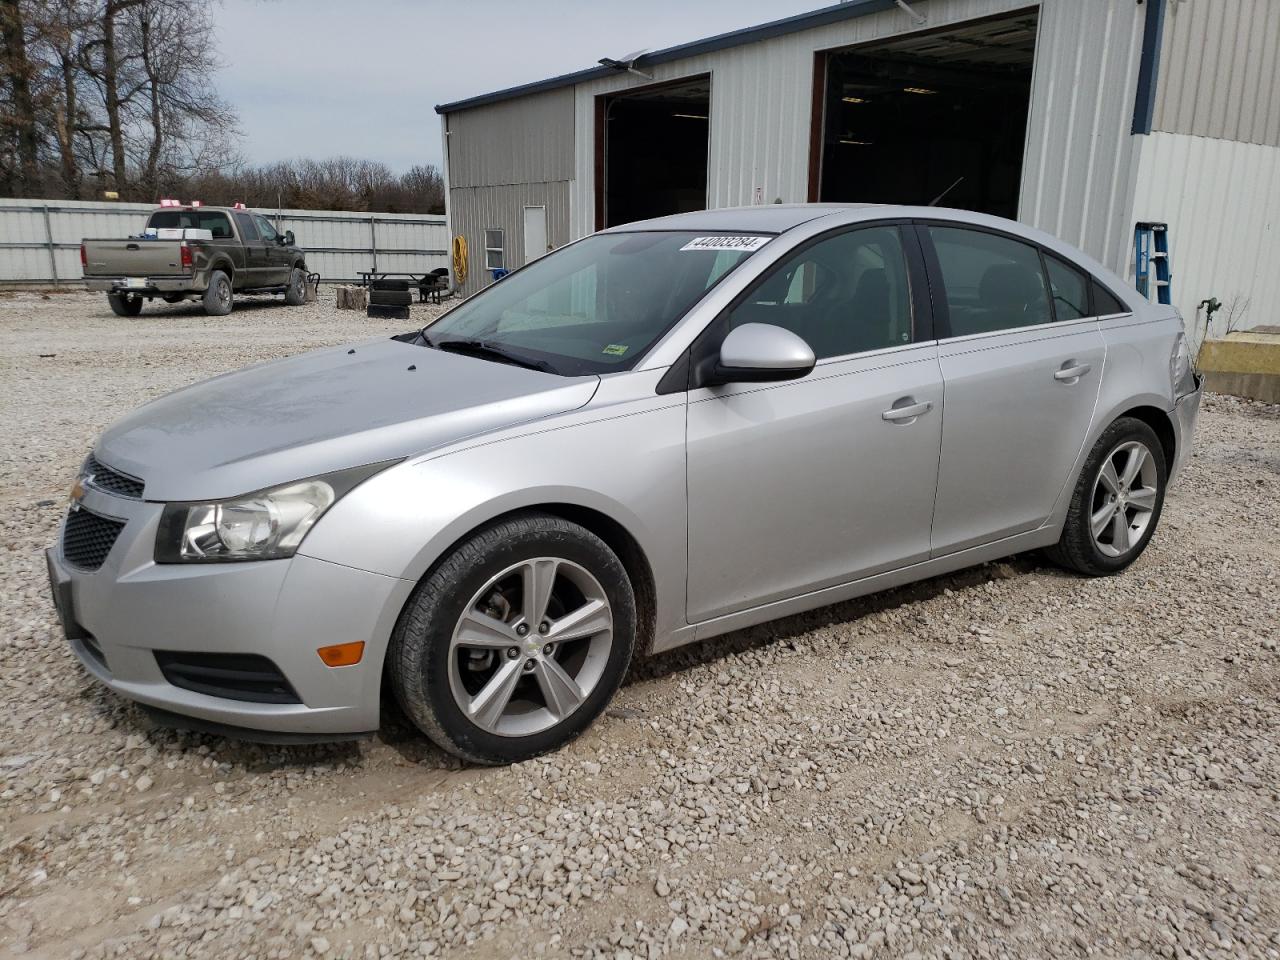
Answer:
203 269 233 316
389 513 637 765
1045 416 1168 576
371 278 410 292
369 289 412 306
365 304 410 320
284 266 307 305
107 292 143 317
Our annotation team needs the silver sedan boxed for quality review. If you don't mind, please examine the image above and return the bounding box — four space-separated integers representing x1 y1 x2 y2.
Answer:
47 205 1202 763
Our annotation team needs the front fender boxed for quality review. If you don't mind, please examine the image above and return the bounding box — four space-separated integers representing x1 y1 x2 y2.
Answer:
297 399 689 637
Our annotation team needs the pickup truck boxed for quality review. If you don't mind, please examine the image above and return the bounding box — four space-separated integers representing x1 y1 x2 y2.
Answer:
81 205 309 317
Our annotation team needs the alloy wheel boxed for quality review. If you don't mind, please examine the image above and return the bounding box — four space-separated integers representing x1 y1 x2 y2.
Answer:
1090 440 1159 558
447 557 614 737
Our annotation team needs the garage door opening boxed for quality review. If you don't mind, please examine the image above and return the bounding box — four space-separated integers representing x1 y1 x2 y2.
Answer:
597 76 710 229
812 11 1038 218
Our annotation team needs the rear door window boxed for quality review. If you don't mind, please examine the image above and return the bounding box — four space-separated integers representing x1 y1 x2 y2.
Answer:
234 212 259 241
928 226 1051 336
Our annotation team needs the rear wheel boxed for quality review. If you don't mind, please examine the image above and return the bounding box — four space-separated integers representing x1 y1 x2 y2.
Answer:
389 514 636 764
106 292 142 317
284 267 306 305
1046 417 1167 575
202 270 233 316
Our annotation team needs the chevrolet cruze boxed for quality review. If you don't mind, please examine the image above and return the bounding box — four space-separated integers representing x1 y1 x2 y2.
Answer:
48 205 1202 763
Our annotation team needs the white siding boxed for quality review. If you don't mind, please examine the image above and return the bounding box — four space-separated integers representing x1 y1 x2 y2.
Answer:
0 199 447 284
1130 131 1280 345
569 0 1037 239
1154 0 1280 148
1019 0 1147 274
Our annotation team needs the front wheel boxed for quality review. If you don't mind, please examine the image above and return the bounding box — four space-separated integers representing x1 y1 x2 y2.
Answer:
1046 417 1167 576
389 514 636 765
284 266 306 305
106 292 142 317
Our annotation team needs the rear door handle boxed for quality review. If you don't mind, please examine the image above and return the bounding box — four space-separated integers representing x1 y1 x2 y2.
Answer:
1054 361 1092 382
125 243 140 251
882 399 933 422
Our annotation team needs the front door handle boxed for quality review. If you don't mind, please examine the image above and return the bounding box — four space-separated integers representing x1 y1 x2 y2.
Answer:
882 399 933 422
1054 361 1092 382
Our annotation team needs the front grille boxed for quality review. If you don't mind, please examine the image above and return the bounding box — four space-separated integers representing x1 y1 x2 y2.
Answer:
154 652 302 704
62 508 125 570
85 454 144 499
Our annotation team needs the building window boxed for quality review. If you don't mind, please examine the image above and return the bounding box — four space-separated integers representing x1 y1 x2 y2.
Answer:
485 229 505 271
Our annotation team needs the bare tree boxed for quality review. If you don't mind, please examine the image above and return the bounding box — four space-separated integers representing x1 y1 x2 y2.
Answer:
0 0 43 194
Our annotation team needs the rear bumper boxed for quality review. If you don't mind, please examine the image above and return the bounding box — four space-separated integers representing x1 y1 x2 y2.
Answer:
85 277 199 294
1169 376 1203 485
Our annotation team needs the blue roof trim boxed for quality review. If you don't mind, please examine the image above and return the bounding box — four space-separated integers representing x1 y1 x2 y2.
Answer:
1131 0 1167 135
434 0 898 114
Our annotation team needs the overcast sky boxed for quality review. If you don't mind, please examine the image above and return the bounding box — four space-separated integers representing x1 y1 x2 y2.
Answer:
215 0 824 173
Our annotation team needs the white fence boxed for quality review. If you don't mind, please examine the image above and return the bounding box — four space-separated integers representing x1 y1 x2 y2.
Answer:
0 198 449 285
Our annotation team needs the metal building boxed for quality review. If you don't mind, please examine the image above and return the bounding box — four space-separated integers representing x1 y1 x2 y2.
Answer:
435 0 1279 340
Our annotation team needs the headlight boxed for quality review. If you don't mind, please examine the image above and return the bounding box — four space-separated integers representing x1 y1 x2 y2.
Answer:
155 462 394 563
1170 332 1197 398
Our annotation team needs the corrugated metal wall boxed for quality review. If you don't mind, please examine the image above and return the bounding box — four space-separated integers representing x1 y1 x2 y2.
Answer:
568 0 1039 240
0 198 447 284
442 0 1199 292
447 88 575 187
1153 0 1280 147
445 88 575 295
1018 0 1147 274
1131 132 1280 344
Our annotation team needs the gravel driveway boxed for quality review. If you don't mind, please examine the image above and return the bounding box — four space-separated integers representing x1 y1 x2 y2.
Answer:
2 289 1278 960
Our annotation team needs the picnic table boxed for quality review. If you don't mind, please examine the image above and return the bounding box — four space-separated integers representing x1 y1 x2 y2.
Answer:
356 269 450 304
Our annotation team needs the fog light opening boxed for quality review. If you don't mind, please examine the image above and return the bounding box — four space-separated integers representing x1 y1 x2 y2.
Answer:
317 641 365 667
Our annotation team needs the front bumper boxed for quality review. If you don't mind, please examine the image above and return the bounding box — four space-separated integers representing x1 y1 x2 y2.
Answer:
46 484 414 738
1169 375 1204 485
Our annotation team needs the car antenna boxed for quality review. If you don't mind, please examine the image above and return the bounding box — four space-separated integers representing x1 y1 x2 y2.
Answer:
928 176 965 207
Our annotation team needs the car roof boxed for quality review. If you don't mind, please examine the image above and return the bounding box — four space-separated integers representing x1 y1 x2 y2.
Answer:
600 204 882 235
604 203 1143 312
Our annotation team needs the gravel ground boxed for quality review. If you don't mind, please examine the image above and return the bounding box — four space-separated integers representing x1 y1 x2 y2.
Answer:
1 289 1278 960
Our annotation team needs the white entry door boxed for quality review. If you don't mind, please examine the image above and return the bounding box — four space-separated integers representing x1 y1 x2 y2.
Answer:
523 206 548 265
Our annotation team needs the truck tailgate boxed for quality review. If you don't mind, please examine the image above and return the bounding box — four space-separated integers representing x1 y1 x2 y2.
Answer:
82 240 187 277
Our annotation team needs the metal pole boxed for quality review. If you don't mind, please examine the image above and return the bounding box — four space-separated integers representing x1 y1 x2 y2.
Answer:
42 206 59 283
369 215 378 274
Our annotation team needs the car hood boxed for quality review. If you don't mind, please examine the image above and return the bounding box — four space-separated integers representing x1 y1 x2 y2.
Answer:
96 337 599 501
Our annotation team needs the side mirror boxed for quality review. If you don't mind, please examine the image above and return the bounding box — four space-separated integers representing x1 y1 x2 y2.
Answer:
709 323 815 385
282 230 295 246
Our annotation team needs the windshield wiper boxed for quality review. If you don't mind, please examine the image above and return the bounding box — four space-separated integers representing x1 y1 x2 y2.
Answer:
431 337 556 373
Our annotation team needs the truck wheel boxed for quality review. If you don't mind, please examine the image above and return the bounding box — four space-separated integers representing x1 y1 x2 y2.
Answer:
203 270 233 316
107 293 143 317
284 267 307 306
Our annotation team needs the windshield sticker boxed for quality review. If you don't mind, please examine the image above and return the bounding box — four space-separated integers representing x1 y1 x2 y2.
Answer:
679 235 771 253
602 344 630 357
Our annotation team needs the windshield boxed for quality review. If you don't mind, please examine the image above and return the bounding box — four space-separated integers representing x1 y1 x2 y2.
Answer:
423 231 769 375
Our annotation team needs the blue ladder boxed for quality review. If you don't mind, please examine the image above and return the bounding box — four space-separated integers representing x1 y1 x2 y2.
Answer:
1134 222 1172 305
